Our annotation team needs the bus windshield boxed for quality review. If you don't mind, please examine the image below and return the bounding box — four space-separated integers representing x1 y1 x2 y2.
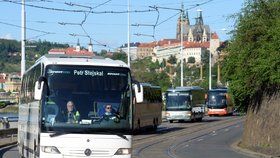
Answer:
207 91 227 108
41 65 132 134
166 92 191 111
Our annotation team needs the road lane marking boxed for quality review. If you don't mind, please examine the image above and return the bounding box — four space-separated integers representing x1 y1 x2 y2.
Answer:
197 138 203 142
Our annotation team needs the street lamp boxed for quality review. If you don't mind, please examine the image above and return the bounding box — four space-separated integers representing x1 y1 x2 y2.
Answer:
21 0 26 77
127 0 131 68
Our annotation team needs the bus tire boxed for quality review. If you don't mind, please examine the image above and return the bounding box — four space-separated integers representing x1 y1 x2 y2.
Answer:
169 120 173 123
21 144 24 158
153 119 158 130
191 118 195 122
137 120 141 130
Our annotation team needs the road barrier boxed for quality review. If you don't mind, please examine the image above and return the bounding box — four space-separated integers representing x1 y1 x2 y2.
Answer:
0 128 18 148
0 117 18 148
0 128 17 137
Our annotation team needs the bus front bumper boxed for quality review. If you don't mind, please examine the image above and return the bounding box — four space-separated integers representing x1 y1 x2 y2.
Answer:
208 108 227 115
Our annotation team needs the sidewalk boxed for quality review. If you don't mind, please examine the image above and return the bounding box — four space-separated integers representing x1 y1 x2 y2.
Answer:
231 140 277 158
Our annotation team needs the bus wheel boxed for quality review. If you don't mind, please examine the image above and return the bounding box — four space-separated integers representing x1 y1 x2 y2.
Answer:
169 120 173 123
191 118 195 122
197 118 202 122
153 118 158 130
137 120 141 130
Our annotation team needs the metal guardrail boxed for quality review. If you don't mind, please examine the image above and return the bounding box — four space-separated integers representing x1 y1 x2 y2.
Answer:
0 128 17 137
0 128 18 148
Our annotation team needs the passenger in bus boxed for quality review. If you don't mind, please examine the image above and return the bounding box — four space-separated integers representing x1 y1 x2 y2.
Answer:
98 104 116 117
63 101 80 123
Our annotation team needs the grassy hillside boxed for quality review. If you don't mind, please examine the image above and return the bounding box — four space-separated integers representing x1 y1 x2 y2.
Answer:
0 39 69 73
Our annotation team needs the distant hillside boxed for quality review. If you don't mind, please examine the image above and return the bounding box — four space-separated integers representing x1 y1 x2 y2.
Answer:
0 39 69 73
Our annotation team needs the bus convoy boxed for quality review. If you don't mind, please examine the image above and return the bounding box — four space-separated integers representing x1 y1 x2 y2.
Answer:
18 54 233 158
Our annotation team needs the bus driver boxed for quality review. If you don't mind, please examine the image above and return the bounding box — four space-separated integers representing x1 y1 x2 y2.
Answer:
65 101 80 123
98 104 116 117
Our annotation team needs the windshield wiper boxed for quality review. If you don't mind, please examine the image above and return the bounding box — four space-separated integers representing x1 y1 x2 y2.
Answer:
102 130 128 141
49 129 128 141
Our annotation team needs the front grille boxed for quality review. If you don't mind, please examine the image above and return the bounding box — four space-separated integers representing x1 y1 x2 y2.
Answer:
64 149 111 157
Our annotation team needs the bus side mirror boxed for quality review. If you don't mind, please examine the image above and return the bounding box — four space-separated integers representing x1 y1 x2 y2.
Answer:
133 84 143 103
34 81 44 100
34 76 48 100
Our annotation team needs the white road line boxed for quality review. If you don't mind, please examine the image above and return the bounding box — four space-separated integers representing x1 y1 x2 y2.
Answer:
197 138 203 142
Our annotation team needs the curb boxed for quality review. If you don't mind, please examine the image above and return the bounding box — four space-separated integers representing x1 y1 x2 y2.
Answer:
0 141 17 149
231 139 277 158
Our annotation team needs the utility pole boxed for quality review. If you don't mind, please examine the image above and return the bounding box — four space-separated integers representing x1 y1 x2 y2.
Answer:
180 4 184 87
21 0 26 77
217 60 221 85
127 0 131 68
209 29 212 90
200 64 203 80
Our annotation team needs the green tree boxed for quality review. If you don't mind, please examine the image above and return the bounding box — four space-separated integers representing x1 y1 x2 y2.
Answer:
187 57 196 63
223 0 280 111
167 55 177 65
111 52 127 63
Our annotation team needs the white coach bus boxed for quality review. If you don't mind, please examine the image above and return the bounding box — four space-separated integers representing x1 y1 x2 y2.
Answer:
18 54 145 158
132 83 162 131
165 86 205 123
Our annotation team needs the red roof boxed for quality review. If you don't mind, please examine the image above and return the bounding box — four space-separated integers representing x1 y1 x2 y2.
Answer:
138 39 210 49
138 39 180 48
0 79 5 83
211 32 219 39
49 47 94 56
159 41 210 48
183 41 210 48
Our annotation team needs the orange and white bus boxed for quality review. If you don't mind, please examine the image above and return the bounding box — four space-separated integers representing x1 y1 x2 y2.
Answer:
206 88 234 116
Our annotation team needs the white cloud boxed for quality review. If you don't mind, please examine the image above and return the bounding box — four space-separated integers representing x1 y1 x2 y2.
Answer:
1 33 14 40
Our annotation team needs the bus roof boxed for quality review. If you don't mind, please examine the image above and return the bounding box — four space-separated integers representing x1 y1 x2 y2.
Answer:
34 54 129 69
141 83 161 89
208 88 228 93
166 86 203 92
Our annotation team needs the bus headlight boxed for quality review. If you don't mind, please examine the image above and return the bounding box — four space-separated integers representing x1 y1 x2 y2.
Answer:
165 113 170 117
41 146 61 154
114 148 131 155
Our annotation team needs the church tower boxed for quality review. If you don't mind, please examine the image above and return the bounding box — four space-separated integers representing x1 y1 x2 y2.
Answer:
202 28 207 42
76 39 81 52
176 3 190 41
194 10 204 42
188 28 193 42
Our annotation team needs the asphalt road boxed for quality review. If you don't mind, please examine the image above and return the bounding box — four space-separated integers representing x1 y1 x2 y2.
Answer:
0 145 19 158
0 116 250 158
169 120 250 158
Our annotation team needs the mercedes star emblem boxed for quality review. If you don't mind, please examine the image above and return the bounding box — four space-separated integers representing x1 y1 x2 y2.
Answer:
84 149 92 156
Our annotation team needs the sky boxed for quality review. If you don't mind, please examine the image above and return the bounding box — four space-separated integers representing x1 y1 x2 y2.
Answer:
0 0 245 52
